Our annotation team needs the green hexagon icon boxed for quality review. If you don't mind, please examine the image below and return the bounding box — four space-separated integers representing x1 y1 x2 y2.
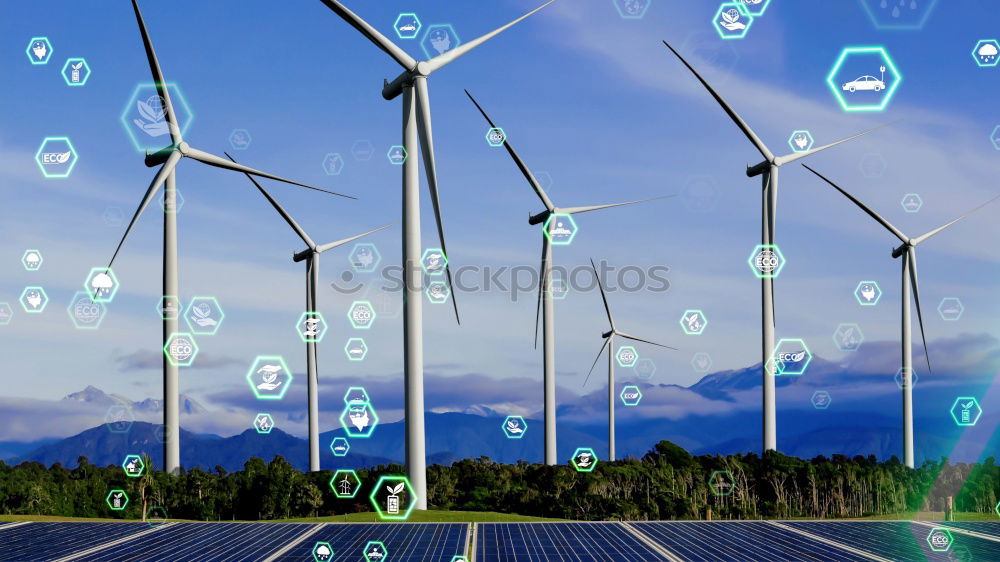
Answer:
84 267 120 303
387 145 407 165
344 386 370 404
19 286 49 314
709 470 735 496
67 291 107 330
369 475 418 521
106 489 129 511
420 248 448 276
345 337 368 361
184 296 225 335
570 447 598 472
122 454 145 477
451 557 468 562
348 300 377 329
620 385 642 406
297 311 327 343
680 309 707 335
826 46 902 112
254 413 275 434
120 83 194 153
246 355 293 400
330 437 350 456
163 332 199 367
364 540 388 562
950 397 982 427
773 338 812 376
27 37 54 65
341 401 379 438
616 345 638 368
21 249 43 271
35 136 78 178
995 500 1000 517
543 213 577 246
748 244 785 279
330 469 362 499
61 57 91 86
312 541 334 562
926 527 953 552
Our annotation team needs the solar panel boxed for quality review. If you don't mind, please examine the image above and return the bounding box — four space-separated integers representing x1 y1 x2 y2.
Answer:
943 521 1000 538
270 523 468 561
0 522 148 561
477 522 664 561
784 520 1000 561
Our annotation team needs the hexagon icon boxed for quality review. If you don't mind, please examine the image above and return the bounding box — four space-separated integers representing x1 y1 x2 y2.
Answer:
620 385 642 406
773 338 812 376
901 193 922 213
159 187 184 214
153 424 170 444
691 352 713 373
926 527 953 552
709 470 735 496
122 454 145 477
787 130 814 153
35 137 78 178
612 0 651 19
991 126 1000 151
106 489 129 511
105 403 134 433
246 355 293 400
811 390 832 410
950 397 982 427
344 386 370 405
350 243 381 273
345 337 368 361
635 357 656 380
164 332 199 367
348 300 377 329
387 145 407 165
736 0 772 16
370 475 418 521
972 39 1000 67
394 12 422 39
859 153 887 178
330 437 350 456
351 139 375 161
254 413 275 434
616 345 638 368
543 213 578 246
938 297 964 321
228 128 251 150
84 267 119 303
145 505 168 527
570 447 598 472
854 280 882 306
680 309 707 335
322 152 345 176
341 401 379 438
27 37 54 65
713 3 754 40
61 58 91 86
748 244 785 279
297 311 327 343
22 249 43 271
485 127 506 147
67 291 108 330
826 46 902 112
330 469 362 499
549 275 569 300
502 415 528 439
121 83 194 153
420 24 461 60
0 303 13 326
312 541 334 562
833 323 864 352
894 367 918 390
995 500 1000 518
19 286 48 314
426 281 451 304
364 541 388 562
420 248 448 276
184 296 224 335
158 295 182 321
858 0 939 30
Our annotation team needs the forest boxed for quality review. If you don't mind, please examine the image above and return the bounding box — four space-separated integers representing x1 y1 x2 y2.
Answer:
1 441 997 521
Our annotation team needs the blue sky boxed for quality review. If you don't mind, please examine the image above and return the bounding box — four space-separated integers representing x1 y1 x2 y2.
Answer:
2 0 999 442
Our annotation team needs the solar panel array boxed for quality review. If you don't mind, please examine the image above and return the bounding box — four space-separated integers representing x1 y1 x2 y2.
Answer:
476 522 665 561
272 522 468 561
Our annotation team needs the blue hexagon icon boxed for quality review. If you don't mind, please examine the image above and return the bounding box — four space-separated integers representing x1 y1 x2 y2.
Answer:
344 386 370 405
348 300 377 329
858 0 939 30
122 454 145 477
246 355 293 400
635 357 656 380
387 145 407 165
164 332 199 367
254 413 275 434
854 280 882 306
570 447 598 472
61 58 91 86
616 346 638 368
84 267 120 303
22 249 43 271
297 311 327 343
826 46 902 112
991 126 1000 151
322 152 344 176
105 403 134 433
27 37 53 64
330 437 350 456
972 40 1000 67
736 0 772 16
811 390 832 410
713 3 754 40
833 323 864 352
612 0 651 19
120 83 194 153
159 187 184 213
901 193 922 213
950 397 982 427
938 297 963 321
312 541 334 562
0 303 13 326
351 139 374 161
350 243 381 273
788 130 814 153
364 541 388 562
420 24 461 60
67 291 107 330
185 296 225 336
748 244 786 279
394 13 422 39
773 338 812 376
345 337 368 361
894 367 918 390
19 286 48 314
35 137 78 178
229 128 251 150
620 385 642 406
341 401 379 438
485 127 506 147
691 352 712 373
543 213 577 246
502 415 528 439
680 309 707 335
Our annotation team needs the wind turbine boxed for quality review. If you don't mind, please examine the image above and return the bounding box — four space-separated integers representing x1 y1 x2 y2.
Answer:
803 165 998 468
226 153 392 472
583 259 675 461
316 0 552 507
108 0 352 475
465 89 671 465
661 40 885 455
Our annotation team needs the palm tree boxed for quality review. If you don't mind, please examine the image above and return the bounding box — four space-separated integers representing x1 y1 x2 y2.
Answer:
138 454 154 522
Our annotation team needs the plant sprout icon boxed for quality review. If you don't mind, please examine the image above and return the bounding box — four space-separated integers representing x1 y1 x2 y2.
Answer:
133 94 169 137
719 8 746 31
386 482 405 514
506 419 523 434
685 312 703 332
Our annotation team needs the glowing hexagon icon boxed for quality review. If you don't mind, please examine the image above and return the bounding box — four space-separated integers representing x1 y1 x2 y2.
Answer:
451 557 468 562
995 500 1000 518
773 338 812 376
854 280 882 306
691 352 712 373
826 46 902 112
22 249 43 271
61 57 91 86
106 489 129 511
426 281 451 304
121 83 194 153
612 0 651 19
620 385 642 406
322 152 345 176
341 401 379 438
348 300 377 330
925 527 953 552
297 311 327 343
352 139 374 161
680 309 707 335
736 0 772 16
330 437 350 457
84 267 119 303
370 475 417 520
938 297 964 321
158 295 182 321
0 303 12 326
246 355 293 400
364 541 388 562
859 153 887 178
543 213 577 246
105 403 134 433
27 37 54 65
420 24 461 60
312 541 334 562
502 415 528 439
254 413 275 434
991 126 1000 151
420 248 448 276
787 130 814 153
19 286 48 314
35 136 78 178
122 454 145 478
833 323 864 352
146 506 168 527
344 386 371 405
387 145 407 165
159 186 185 214
950 397 982 427
184 296 224 335
972 39 1000 67
345 337 368 361
811 390 832 410
713 3 754 40
394 12 422 39
708 470 735 496
748 244 785 279
330 469 362 499
485 127 506 147
163 332 199 367
858 0 939 30
67 291 107 330
349 242 381 273
616 345 638 368
228 128 251 150
635 357 656 380
894 367 918 390
570 447 598 472
901 193 922 213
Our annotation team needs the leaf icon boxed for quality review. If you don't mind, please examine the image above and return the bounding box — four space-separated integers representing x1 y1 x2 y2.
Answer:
72 62 83 70
391 482 405 495
55 151 71 164
790 351 806 362
137 99 163 122
722 9 739 24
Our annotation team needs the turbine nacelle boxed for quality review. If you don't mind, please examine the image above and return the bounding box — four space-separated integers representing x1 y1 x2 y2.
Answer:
746 160 770 178
891 241 913 259
529 209 553 225
293 248 316 263
601 329 614 339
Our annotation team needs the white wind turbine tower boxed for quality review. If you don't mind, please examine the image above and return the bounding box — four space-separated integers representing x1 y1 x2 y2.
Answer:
465 90 671 465
583 259 675 461
661 40 886 455
227 153 392 472
316 0 553 507
804 165 998 468
108 0 352 475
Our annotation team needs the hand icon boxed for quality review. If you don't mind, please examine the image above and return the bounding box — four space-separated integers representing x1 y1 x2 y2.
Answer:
133 119 171 137
430 30 451 54
860 284 876 302
719 9 746 31
32 41 47 61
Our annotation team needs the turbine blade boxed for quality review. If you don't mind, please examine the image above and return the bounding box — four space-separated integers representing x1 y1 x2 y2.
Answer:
802 164 908 243
414 79 460 324
187 146 356 199
908 247 931 374
773 122 893 167
424 1 555 74
316 223 396 253
562 195 674 216
617 332 678 350
130 0 182 145
534 236 548 349
590 258 615 330
911 193 1000 246
315 0 416 70
583 337 611 388
662 40 773 162
225 152 316 249
464 89 555 211
107 152 181 269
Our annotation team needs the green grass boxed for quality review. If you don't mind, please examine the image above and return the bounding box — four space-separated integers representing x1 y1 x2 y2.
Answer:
277 510 566 523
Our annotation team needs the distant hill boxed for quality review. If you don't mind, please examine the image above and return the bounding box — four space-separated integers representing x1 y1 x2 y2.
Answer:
62 385 207 415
